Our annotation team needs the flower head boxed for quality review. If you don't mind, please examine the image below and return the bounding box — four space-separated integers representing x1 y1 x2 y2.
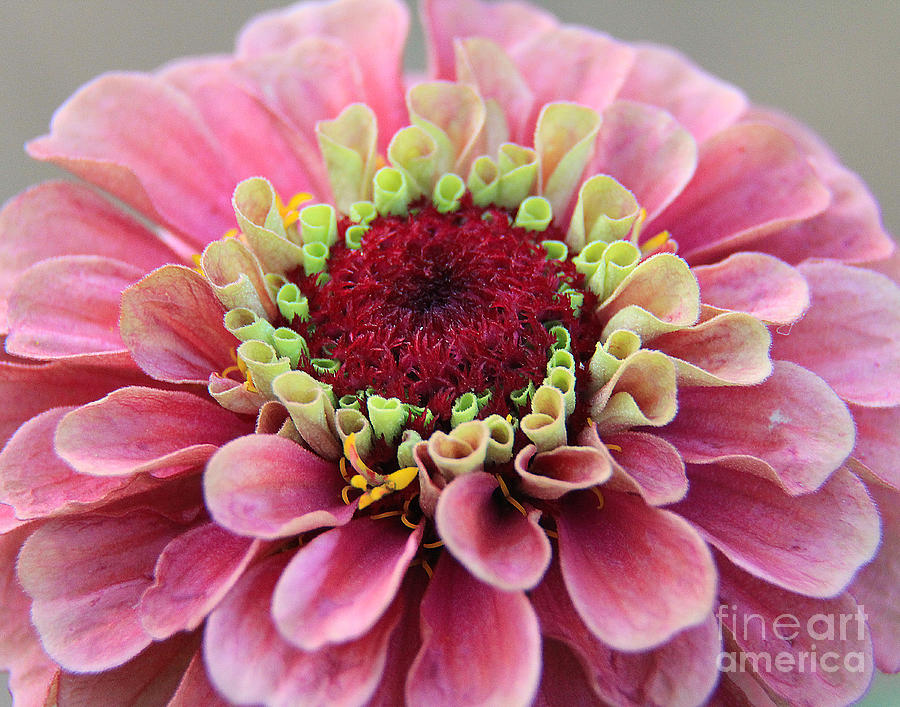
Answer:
1 1 897 705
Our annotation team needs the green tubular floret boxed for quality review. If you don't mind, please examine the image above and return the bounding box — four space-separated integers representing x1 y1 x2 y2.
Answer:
310 358 340 375
510 380 536 408
272 327 309 368
545 366 576 416
373 167 411 216
236 339 292 397
451 392 479 427
572 240 607 280
514 196 552 231
338 393 362 411
276 283 310 323
345 224 366 250
367 395 409 444
224 307 276 345
334 407 374 459
467 156 500 207
495 143 538 210
432 172 465 213
548 324 571 352
547 348 576 375
300 203 338 247
483 414 515 464
349 200 377 226
397 429 423 468
476 390 492 409
302 241 329 276
567 289 584 317
540 240 568 261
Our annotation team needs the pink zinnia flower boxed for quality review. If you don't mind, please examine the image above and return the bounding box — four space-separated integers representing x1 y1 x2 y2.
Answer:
1 1 897 705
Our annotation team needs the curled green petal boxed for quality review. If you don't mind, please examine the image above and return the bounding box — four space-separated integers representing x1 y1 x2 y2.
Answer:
271 370 340 460
572 240 607 280
300 204 338 247
547 348 576 374
232 178 305 274
427 421 489 478
544 366 576 416
310 357 340 375
496 143 538 209
272 327 309 368
367 395 409 444
567 174 640 252
236 339 292 398
511 380 536 408
338 393 362 411
549 324 571 352
589 329 642 391
345 224 366 250
388 125 440 198
201 237 275 320
540 239 568 261
224 307 276 344
483 414 515 464
349 200 377 226
567 289 584 317
467 156 499 207
397 429 423 469
275 283 309 324
476 389 492 409
373 167 411 217
316 103 378 213
334 407 374 460
586 239 642 300
451 392 479 427
520 385 567 451
432 172 465 213
515 196 552 231
302 241 329 277
407 82 486 176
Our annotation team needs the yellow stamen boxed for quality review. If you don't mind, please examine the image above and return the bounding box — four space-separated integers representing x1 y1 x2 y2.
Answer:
605 443 623 453
591 486 605 510
285 192 313 213
641 229 671 255
343 433 377 480
421 558 434 578
341 486 353 505
401 514 419 530
495 474 528 517
350 474 368 490
282 210 301 228
220 365 241 379
369 510 403 520
191 253 204 276
338 457 351 482
222 228 238 239
422 539 444 549
385 466 419 492
544 529 559 539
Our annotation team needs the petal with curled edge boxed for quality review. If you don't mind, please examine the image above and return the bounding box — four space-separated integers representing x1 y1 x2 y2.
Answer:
851 405 900 490
231 177 304 274
317 103 378 213
204 434 353 539
514 444 612 501
557 489 716 652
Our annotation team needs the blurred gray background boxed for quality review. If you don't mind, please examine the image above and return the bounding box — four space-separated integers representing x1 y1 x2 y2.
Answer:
0 1 897 705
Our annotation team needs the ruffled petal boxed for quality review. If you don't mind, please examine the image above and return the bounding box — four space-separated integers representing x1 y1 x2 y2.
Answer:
55 386 251 477
514 444 612 501
673 464 879 597
204 434 353 539
406 553 541 707
658 361 855 495
435 471 551 590
204 552 399 707
556 490 716 651
771 261 900 408
17 510 187 672
272 516 422 650
119 265 237 385
6 256 142 359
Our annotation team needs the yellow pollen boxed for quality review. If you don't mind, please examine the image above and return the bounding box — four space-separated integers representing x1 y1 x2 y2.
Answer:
350 474 368 490
282 210 301 229
385 466 418 492
222 228 238 239
191 253 204 276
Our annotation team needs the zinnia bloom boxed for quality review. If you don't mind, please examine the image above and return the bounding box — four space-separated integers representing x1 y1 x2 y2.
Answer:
1 1 897 705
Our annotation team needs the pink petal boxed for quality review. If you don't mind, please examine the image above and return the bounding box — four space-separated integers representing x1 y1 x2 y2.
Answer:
0 526 60 707
851 405 900 489
406 553 541 707
6 256 142 359
119 265 237 384
771 261 900 408
849 474 900 673
0 181 177 333
532 558 721 707
205 552 399 707
0 503 23 533
204 434 353 539
534 639 605 707
0 407 132 519
674 464 879 597
55 386 251 477
272 516 422 650
717 555 874 706
435 471 551 590
651 124 830 263
57 632 199 706
588 100 697 221
557 490 716 651
422 0 557 80
237 0 409 140
167 650 230 707
140 522 260 640
17 510 187 671
618 44 746 143
514 444 612 501
692 251 810 325
27 74 237 247
658 361 855 495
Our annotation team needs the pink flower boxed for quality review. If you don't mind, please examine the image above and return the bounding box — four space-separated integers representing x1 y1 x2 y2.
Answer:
1 1 897 705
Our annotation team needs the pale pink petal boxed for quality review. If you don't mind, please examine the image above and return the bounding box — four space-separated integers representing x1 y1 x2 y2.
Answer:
435 471 551 590
514 444 612 501
0 181 178 333
120 265 237 385
272 516 422 650
0 503 23 533
717 555 874 706
649 124 830 263
167 650 229 707
849 474 900 673
692 251 810 325
27 74 236 247
406 553 541 707
0 407 133 519
674 464 879 597
658 361 855 495
0 526 60 707
588 100 697 221
55 386 252 477
17 510 187 671
57 632 199 706
851 405 900 489
205 552 399 707
204 434 353 539
140 522 260 640
6 256 142 359
771 261 900 408
557 490 715 651
237 0 409 140
532 559 721 707
618 44 747 142
422 0 557 80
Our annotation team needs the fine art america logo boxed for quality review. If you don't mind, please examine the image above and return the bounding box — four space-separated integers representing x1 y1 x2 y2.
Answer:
716 604 869 674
